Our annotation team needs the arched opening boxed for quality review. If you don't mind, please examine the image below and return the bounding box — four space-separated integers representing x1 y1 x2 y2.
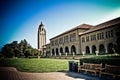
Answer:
52 49 54 56
108 43 114 54
86 46 90 54
92 45 96 54
99 44 105 54
56 48 59 55
65 46 69 54
71 45 76 54
60 47 63 55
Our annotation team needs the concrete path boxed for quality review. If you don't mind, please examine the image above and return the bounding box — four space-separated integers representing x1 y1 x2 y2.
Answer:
0 67 101 80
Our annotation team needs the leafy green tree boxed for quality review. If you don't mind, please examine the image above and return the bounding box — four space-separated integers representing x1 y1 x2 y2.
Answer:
11 41 20 57
1 39 40 58
24 49 31 58
1 43 15 58
18 39 31 56
31 48 40 56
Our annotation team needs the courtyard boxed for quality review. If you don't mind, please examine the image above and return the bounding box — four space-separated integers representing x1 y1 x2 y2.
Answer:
0 67 101 80
0 54 120 80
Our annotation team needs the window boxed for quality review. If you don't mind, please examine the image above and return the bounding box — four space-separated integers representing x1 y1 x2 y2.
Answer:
51 40 54 46
97 32 104 40
55 39 58 45
106 32 108 38
101 32 104 39
106 30 114 39
97 33 100 40
82 37 85 42
108 31 111 38
70 33 76 42
111 30 113 37
90 35 92 41
64 36 69 43
59 38 63 44
86 36 89 42
94 34 96 40
91 34 96 41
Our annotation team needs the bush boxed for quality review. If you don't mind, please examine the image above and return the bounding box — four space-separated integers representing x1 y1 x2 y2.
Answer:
79 55 120 67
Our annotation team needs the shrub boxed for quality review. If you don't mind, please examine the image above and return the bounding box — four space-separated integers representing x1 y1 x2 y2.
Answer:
79 55 120 67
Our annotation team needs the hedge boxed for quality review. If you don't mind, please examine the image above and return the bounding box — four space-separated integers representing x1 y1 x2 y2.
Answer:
79 55 120 67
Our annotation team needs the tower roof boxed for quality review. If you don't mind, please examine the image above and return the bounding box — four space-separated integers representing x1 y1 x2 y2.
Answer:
39 22 44 29
40 22 44 26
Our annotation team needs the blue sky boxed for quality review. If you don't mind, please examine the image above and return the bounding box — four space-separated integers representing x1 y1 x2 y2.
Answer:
0 0 120 49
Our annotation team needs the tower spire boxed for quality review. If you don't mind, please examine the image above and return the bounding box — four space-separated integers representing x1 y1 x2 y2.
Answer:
41 21 43 25
39 21 44 29
40 21 44 27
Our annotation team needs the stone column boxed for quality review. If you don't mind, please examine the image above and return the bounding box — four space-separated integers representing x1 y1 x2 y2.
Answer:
105 44 108 53
65 52 67 56
65 52 67 59
76 45 79 55
51 53 52 56
82 51 85 57
90 46 92 54
59 52 61 56
55 53 56 56
73 52 75 57
96 45 99 53
69 47 71 55
95 50 99 56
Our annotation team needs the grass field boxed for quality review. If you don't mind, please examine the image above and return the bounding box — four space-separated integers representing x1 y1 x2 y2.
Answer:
0 58 78 72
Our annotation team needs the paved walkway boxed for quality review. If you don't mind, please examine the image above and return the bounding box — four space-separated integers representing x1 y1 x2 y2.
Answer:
0 67 101 80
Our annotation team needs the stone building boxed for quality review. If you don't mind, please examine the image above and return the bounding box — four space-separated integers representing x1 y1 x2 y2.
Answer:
50 24 93 56
49 17 120 56
38 22 46 52
79 17 120 54
39 17 120 56
43 43 50 56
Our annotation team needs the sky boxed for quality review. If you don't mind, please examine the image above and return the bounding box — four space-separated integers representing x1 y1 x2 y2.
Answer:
0 0 120 49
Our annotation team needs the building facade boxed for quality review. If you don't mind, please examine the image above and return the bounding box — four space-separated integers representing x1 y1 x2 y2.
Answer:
43 43 50 56
50 24 93 56
80 18 120 54
38 22 46 52
50 18 120 56
41 17 120 56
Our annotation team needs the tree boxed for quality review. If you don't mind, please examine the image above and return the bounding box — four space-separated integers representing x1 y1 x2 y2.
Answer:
1 43 15 58
1 39 40 58
24 49 31 58
31 48 40 56
11 41 20 57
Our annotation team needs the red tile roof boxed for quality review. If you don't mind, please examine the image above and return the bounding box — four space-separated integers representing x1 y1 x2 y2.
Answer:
50 24 93 40
79 17 120 35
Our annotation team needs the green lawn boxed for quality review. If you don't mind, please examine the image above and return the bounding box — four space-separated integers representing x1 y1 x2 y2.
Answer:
0 58 78 72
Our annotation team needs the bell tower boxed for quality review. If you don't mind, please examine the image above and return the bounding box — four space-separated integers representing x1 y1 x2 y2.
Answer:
38 22 46 51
